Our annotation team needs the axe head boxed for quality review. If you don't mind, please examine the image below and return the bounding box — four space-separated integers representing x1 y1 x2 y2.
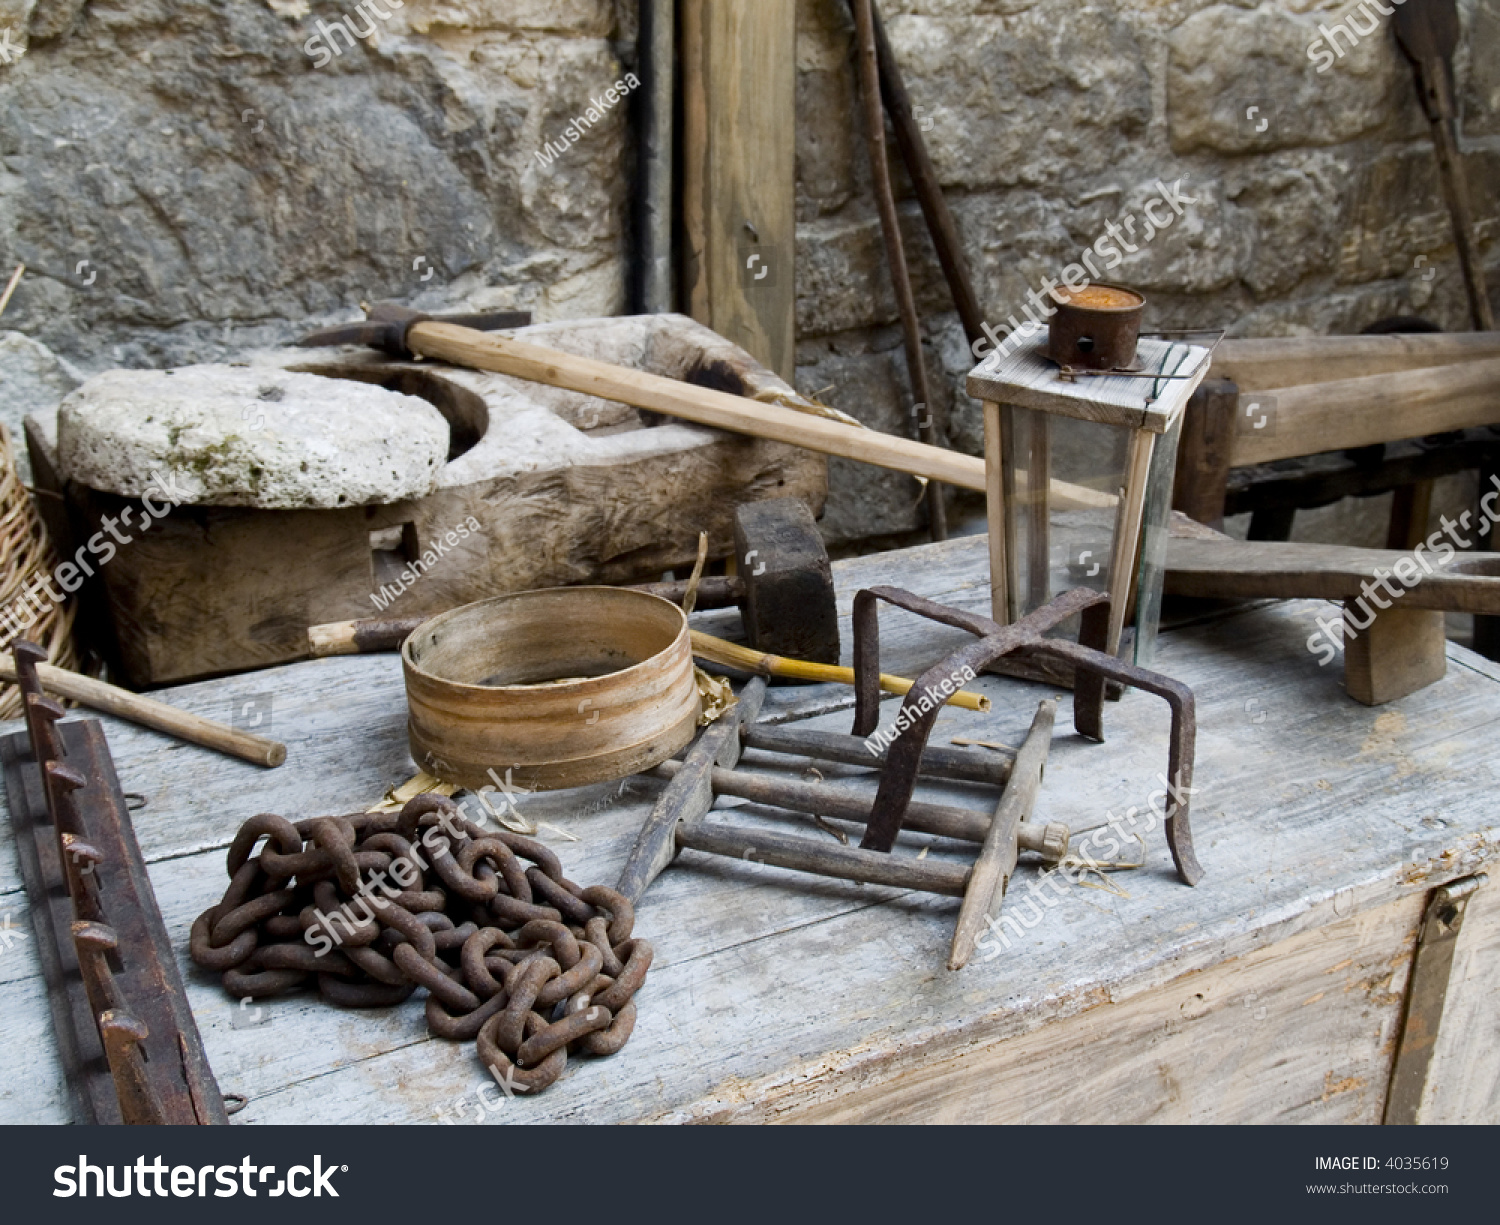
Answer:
295 301 532 359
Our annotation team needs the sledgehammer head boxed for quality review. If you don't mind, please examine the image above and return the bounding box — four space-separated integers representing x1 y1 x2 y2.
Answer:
295 301 532 359
733 498 840 666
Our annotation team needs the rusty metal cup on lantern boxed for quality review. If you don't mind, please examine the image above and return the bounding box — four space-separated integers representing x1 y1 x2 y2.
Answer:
1044 282 1146 371
967 286 1211 667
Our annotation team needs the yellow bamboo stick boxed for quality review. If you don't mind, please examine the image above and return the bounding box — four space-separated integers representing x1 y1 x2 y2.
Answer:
690 630 990 713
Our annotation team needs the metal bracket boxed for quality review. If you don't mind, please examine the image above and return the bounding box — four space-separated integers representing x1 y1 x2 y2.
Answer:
1383 872 1487 1125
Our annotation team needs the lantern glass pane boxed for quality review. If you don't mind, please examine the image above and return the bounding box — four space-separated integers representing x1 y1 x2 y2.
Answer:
1001 406 1129 636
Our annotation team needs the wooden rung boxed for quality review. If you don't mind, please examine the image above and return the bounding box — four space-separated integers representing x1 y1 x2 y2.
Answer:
675 820 970 896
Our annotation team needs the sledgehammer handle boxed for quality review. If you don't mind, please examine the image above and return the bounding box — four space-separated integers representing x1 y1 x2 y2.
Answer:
407 322 989 491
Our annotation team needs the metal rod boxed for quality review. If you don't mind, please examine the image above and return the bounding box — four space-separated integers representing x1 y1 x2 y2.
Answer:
635 0 675 313
863 4 985 350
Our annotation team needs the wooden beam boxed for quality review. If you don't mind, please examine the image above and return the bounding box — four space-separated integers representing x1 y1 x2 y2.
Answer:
1229 356 1500 466
1163 536 1500 615
679 0 796 381
1212 332 1500 392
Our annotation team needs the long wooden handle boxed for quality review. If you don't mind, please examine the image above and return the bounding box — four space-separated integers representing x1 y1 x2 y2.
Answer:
0 663 286 768
407 321 989 492
306 616 990 713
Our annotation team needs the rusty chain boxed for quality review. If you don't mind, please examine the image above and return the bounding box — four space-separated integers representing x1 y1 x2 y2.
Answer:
191 795 651 1095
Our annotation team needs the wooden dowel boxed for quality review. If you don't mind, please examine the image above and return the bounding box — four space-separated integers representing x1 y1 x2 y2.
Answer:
675 819 971 897
654 757 1069 858
743 723 1012 787
308 616 426 656
0 663 287 768
1106 429 1156 657
949 699 1055 970
0 264 24 320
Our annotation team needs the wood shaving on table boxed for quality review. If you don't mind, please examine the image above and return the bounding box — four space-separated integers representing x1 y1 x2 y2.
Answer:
695 666 735 724
681 530 709 615
371 770 459 812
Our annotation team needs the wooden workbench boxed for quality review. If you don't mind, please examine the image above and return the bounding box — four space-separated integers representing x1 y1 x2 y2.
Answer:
2 535 1496 1124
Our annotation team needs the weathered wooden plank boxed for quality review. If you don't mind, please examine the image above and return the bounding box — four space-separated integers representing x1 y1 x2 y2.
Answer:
680 0 796 381
967 335 1210 432
1231 358 1500 467
1419 876 1500 1123
948 700 1053 970
679 892 1422 1123
1211 331 1500 392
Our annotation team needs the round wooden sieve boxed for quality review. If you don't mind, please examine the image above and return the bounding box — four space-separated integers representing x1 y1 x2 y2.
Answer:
402 587 702 791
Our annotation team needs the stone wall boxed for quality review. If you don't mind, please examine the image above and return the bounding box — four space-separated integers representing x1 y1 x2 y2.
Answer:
1 0 1496 545
795 0 1500 546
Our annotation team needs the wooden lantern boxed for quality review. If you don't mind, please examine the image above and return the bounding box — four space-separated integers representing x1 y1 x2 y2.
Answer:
968 328 1212 664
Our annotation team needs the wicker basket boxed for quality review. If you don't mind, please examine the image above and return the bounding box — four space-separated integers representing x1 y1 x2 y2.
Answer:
0 421 79 718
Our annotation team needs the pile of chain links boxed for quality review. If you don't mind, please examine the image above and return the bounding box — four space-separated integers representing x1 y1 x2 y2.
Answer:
190 794 650 1094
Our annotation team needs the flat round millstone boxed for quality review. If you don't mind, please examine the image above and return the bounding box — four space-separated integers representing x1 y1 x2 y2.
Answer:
56 365 450 509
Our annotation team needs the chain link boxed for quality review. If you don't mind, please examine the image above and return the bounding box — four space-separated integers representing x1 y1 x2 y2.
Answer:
192 795 651 1095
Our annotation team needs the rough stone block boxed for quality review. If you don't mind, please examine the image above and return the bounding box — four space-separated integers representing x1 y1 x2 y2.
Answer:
57 366 450 509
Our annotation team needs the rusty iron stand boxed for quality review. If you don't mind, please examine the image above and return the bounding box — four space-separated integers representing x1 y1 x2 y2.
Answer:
617 586 1202 970
0 641 226 1124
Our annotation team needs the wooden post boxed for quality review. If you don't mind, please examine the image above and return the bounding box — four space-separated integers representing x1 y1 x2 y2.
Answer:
1343 604 1447 706
1172 377 1239 530
679 0 796 382
983 401 1010 624
1106 429 1157 658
